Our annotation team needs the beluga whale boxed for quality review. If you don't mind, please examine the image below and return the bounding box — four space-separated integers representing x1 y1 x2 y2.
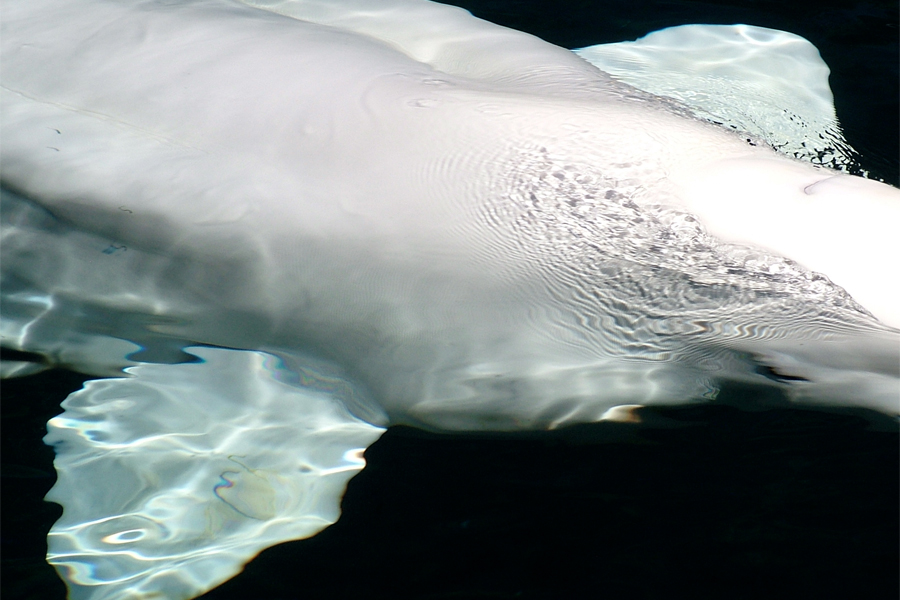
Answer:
1 0 897 598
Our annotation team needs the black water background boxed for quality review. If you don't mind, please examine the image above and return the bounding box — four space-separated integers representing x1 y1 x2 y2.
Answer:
1 1 898 599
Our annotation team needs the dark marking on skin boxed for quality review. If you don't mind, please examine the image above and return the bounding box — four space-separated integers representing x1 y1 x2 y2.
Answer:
755 364 810 383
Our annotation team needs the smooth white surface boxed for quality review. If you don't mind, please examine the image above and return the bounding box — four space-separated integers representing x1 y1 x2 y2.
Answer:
672 156 900 329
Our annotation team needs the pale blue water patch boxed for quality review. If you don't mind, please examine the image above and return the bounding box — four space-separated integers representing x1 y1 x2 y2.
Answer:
42 346 384 600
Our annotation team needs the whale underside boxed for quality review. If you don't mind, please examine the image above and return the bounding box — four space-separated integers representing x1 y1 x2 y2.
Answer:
1 1 898 598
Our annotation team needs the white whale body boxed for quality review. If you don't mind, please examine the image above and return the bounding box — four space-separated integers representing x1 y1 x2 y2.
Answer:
1 1 898 598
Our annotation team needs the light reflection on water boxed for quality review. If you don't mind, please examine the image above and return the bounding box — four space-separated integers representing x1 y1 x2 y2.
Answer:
42 347 384 600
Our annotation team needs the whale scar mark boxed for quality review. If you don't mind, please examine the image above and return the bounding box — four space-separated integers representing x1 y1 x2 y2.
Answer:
803 176 839 195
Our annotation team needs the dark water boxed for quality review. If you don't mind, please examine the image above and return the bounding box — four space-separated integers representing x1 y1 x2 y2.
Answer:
1 1 898 599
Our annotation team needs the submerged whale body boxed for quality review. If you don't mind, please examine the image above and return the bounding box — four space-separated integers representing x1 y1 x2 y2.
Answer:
1 1 898 598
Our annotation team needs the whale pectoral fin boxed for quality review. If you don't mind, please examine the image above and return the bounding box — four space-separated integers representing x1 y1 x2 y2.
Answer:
575 24 859 172
43 346 386 600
